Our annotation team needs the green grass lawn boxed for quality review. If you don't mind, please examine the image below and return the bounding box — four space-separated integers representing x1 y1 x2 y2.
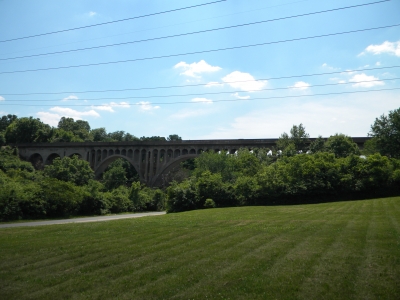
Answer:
1 197 399 299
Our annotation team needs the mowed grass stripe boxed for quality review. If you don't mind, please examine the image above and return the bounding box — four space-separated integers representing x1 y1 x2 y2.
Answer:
66 217 299 300
353 199 399 299
167 203 352 299
297 200 373 299
1 198 399 299
0 203 358 298
3 225 234 298
68 203 346 299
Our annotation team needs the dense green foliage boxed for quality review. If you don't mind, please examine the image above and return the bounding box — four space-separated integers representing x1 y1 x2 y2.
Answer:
44 155 94 186
165 123 400 213
1 110 400 219
369 107 400 158
0 147 165 221
1 198 399 299
166 149 400 212
0 114 182 144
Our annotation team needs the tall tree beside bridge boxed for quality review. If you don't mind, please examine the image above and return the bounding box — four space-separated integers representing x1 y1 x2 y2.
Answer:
370 107 400 158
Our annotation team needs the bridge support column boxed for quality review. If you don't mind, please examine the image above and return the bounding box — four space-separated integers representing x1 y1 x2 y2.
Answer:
154 149 160 177
149 149 155 181
144 150 150 182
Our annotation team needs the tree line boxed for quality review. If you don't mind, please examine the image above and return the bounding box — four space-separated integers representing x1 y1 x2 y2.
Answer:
165 107 400 211
0 115 182 145
0 107 399 220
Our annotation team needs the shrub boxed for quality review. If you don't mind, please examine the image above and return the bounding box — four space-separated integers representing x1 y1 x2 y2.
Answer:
107 186 132 213
39 178 83 217
166 179 199 213
79 180 110 215
204 198 216 208
44 155 94 186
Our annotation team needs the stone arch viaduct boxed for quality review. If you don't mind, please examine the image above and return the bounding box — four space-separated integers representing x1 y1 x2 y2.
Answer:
15 137 369 187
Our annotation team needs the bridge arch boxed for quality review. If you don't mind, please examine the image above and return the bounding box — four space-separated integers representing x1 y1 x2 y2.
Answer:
94 154 141 180
45 153 60 165
29 153 44 170
151 154 198 186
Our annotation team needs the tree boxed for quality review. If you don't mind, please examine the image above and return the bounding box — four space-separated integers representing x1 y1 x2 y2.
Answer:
0 114 17 132
325 134 360 158
50 129 82 142
290 124 310 152
5 117 52 143
309 136 325 154
276 124 310 154
0 132 5 147
369 107 400 158
167 134 182 141
58 117 90 132
140 136 166 141
57 117 91 141
91 128 108 142
102 163 127 190
108 130 126 142
362 138 379 155
44 155 94 186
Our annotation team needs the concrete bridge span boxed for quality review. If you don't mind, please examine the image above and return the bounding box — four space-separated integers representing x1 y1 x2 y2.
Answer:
15 137 369 187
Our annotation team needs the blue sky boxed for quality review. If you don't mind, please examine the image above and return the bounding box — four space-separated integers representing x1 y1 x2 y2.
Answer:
0 0 399 139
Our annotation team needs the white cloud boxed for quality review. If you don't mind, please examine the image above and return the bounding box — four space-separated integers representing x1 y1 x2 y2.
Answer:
191 98 213 104
91 102 130 112
110 101 130 108
290 81 311 90
205 81 224 88
169 108 212 119
342 69 357 75
0 96 5 101
37 107 99 126
136 101 160 111
92 105 114 112
233 93 250 100
363 40 400 57
349 73 384 88
197 92 400 139
376 62 381 66
62 95 79 101
222 71 266 92
50 107 100 117
89 11 97 17
174 60 221 78
321 63 341 71
37 112 62 127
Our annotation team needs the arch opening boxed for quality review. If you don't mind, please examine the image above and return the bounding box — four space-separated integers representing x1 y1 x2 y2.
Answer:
152 154 197 187
29 153 44 170
102 149 107 160
97 150 102 163
46 153 60 165
95 155 140 183
133 149 139 162
167 149 173 163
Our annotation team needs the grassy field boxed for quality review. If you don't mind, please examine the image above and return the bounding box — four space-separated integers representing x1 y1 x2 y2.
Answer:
1 197 399 299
